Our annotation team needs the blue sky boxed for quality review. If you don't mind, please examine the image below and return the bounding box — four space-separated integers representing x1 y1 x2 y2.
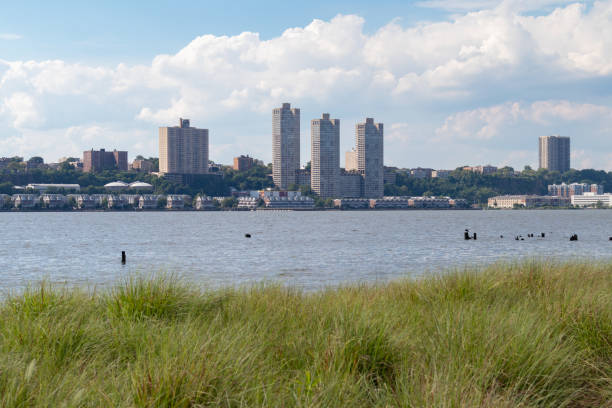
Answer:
1 0 612 170
0 1 444 64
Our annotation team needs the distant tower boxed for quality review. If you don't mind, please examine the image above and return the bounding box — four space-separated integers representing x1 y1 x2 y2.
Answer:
272 103 300 189
311 113 340 198
345 148 358 171
159 118 209 175
356 118 384 198
539 135 570 172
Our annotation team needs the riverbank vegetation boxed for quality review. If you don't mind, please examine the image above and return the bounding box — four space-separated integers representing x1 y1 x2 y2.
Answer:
0 261 610 406
4 156 612 203
386 166 612 204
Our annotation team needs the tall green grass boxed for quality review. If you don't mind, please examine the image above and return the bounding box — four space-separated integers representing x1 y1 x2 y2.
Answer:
0 261 610 407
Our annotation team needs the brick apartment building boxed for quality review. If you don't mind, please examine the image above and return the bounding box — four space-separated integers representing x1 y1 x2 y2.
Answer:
83 149 128 172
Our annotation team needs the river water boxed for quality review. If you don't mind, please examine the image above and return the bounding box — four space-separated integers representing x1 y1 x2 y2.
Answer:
1 210 611 290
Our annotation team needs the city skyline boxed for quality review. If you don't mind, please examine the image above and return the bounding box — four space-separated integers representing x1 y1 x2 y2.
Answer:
1 1 612 170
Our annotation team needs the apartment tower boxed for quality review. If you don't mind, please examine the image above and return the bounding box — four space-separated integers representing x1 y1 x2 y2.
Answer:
311 113 340 198
82 149 128 172
159 118 209 175
539 135 570 172
272 103 300 189
356 118 384 198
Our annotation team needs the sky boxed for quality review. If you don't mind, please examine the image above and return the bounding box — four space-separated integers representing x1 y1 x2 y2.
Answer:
1 0 612 170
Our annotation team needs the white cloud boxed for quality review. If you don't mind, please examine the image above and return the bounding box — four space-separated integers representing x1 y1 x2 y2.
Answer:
0 3 612 169
0 33 21 40
435 100 612 141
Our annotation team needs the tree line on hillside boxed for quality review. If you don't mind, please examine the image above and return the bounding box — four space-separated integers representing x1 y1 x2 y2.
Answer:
0 158 275 197
385 166 612 204
3 157 612 204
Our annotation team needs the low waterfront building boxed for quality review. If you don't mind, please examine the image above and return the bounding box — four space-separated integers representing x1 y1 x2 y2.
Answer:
41 194 66 209
75 195 97 209
26 183 80 192
369 197 410 209
139 195 162 209
120 194 140 206
12 194 37 209
258 190 303 200
409 197 451 208
0 194 9 208
108 195 130 209
104 181 129 191
166 195 186 209
195 195 215 210
237 197 258 210
570 193 612 207
128 181 153 191
449 198 469 208
263 196 315 210
488 195 570 208
333 198 370 209
89 194 113 206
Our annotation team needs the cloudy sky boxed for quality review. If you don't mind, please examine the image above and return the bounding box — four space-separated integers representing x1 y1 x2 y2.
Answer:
1 0 612 169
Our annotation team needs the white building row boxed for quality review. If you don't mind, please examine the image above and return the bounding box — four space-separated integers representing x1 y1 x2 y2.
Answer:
0 194 215 210
570 193 612 207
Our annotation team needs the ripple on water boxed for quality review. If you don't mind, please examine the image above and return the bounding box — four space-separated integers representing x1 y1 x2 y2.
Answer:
1 210 612 290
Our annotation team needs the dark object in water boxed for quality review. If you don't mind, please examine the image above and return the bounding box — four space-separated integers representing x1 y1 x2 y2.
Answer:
500 235 504 239
245 233 252 238
541 233 545 238
464 229 470 240
473 232 477 240
121 251 126 264
515 236 519 240
570 234 578 241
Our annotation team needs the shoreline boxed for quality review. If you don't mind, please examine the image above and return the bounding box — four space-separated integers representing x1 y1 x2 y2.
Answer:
3 207 608 212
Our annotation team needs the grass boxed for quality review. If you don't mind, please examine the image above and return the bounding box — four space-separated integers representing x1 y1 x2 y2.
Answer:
0 261 611 407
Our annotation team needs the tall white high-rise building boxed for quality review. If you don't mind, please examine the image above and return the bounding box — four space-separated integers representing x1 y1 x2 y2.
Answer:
356 118 384 198
272 103 300 189
539 135 570 172
311 113 340 198
159 118 209 175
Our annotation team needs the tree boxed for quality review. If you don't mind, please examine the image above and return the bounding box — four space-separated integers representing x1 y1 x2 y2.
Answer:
221 197 238 208
0 182 13 195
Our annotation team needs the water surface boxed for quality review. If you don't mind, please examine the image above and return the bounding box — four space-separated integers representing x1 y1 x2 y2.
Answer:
1 210 611 290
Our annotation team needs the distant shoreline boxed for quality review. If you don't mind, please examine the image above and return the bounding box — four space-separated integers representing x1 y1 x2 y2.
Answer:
0 207 485 213
1 207 609 212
